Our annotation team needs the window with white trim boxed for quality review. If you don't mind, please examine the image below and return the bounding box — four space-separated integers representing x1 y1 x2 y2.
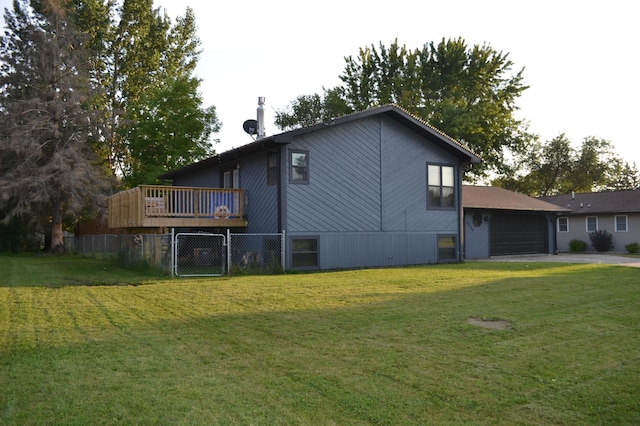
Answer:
557 217 569 232
615 215 628 232
586 216 598 232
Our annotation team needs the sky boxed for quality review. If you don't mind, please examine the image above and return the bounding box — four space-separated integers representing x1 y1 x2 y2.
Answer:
1 0 638 165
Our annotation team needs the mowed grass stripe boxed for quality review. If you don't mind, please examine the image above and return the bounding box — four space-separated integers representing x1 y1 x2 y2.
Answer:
1 256 639 424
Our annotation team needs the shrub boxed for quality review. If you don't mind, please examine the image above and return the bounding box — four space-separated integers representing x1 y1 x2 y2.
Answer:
625 242 639 254
589 230 614 252
569 239 587 252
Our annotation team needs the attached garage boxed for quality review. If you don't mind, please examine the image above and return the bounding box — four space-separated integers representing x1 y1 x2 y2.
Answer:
490 213 547 256
463 186 569 259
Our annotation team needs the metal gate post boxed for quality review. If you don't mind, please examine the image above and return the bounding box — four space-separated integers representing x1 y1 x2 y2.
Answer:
281 230 286 271
171 228 175 277
226 228 231 275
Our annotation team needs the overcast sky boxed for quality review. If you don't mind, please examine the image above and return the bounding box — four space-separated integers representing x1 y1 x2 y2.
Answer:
2 0 638 165
156 0 639 165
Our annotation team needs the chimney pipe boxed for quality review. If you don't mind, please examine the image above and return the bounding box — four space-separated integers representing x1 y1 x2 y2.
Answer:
571 191 575 199
257 97 265 139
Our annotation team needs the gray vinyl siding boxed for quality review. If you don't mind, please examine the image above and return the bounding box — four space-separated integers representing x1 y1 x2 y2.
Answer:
380 118 459 232
240 152 279 233
285 117 382 232
557 213 640 253
289 231 439 269
284 115 463 269
464 210 490 259
285 115 460 233
172 167 220 187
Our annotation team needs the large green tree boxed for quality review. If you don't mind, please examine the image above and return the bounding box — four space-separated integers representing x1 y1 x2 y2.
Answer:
120 7 220 186
275 38 532 179
0 0 110 250
67 0 220 187
494 135 639 196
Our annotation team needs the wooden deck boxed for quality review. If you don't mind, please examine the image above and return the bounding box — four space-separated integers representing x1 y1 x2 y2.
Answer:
108 185 247 229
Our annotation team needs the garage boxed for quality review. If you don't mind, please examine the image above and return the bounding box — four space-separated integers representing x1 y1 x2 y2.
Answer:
490 213 547 256
463 186 569 259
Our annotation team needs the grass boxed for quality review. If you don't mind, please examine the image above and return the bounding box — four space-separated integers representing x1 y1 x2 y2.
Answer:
1 255 639 424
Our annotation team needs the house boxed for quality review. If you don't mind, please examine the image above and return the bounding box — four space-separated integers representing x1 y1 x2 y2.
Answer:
539 190 640 253
462 186 569 258
112 103 481 270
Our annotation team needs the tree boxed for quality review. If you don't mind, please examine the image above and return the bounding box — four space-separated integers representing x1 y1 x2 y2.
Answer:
275 38 532 179
111 1 220 186
274 88 350 130
0 0 110 251
65 0 221 187
120 7 219 187
494 134 639 196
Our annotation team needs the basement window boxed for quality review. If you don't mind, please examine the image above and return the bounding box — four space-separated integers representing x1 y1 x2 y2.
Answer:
438 235 457 262
291 237 318 268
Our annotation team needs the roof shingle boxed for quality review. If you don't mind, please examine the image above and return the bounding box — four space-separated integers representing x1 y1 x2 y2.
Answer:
539 190 640 215
463 186 568 212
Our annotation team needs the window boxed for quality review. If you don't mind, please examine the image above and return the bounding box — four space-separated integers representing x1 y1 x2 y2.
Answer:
615 215 628 232
557 217 569 232
438 236 457 262
290 150 309 184
267 152 278 186
291 237 318 268
427 164 455 209
586 216 598 232
223 168 240 189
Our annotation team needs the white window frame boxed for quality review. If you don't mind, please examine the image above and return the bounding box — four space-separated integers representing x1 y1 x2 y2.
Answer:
557 217 569 233
615 215 628 232
585 216 598 233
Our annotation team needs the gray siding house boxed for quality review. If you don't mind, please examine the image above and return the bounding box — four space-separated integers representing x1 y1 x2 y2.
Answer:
160 105 481 270
539 190 640 253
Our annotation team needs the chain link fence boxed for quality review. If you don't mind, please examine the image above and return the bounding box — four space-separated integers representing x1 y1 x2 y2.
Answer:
227 232 285 275
64 234 172 273
64 232 284 276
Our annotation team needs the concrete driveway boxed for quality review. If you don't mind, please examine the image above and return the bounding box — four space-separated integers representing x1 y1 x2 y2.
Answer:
476 253 640 268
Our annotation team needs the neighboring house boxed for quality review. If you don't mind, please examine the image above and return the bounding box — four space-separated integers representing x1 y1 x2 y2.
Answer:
463 186 569 258
139 104 480 270
539 190 640 253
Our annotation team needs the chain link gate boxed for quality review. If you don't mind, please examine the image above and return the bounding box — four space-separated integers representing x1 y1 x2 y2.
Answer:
174 233 226 276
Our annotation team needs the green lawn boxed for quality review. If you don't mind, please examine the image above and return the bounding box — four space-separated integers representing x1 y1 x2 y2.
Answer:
1 255 639 424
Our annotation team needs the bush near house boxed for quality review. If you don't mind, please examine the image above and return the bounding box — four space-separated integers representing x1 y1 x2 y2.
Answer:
625 242 639 254
590 230 614 252
569 239 588 252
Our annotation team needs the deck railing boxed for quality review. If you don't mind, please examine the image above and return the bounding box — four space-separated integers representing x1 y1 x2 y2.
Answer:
108 185 246 229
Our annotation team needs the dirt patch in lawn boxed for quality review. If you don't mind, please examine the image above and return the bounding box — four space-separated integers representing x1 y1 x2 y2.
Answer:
466 317 512 330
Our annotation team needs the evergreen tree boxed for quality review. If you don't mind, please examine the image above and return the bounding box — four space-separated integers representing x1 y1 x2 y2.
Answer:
0 0 110 251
